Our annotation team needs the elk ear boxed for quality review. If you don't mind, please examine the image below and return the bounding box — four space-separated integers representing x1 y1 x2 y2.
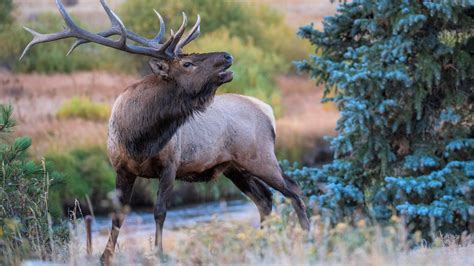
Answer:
149 59 170 79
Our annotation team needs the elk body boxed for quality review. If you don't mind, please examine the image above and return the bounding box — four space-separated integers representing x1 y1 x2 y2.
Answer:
21 0 310 263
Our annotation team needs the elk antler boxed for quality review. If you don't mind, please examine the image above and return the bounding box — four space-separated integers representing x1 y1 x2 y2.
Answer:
19 0 201 61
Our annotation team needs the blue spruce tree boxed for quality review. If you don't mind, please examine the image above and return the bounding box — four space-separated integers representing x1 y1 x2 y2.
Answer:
291 0 474 236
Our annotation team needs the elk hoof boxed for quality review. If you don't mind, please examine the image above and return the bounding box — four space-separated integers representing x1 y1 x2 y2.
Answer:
100 253 112 266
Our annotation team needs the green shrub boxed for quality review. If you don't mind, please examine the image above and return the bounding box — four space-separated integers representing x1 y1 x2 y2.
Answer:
46 146 115 215
0 104 66 264
0 0 13 26
56 96 110 121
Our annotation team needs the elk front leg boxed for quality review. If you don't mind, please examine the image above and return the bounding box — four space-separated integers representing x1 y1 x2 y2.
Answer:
101 173 136 264
154 167 176 255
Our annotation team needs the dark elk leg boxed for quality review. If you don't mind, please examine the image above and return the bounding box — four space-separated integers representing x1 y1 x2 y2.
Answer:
154 167 176 255
224 167 273 224
264 172 310 230
280 171 311 230
101 173 136 264
242 161 310 230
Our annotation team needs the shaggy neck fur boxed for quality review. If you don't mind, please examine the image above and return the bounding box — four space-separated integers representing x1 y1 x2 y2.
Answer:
111 74 218 161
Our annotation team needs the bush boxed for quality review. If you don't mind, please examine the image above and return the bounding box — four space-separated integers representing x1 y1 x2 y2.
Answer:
0 0 13 26
45 146 115 215
293 1 473 238
0 104 66 264
56 96 111 121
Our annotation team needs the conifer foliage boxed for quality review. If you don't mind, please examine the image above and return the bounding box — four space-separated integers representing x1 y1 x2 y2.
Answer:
0 104 62 263
292 1 473 235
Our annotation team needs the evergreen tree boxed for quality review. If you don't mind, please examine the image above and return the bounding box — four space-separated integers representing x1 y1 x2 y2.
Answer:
291 0 473 236
0 104 64 263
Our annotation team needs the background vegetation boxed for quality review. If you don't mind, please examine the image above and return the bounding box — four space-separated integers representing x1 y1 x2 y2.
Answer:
0 0 311 110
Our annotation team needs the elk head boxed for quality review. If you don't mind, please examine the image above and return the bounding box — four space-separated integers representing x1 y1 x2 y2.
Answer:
20 0 233 110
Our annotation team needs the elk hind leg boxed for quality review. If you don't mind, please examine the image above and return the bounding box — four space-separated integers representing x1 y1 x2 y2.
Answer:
224 167 273 224
242 161 310 230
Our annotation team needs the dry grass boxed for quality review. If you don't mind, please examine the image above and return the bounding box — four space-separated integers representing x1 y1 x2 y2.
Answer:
57 213 474 266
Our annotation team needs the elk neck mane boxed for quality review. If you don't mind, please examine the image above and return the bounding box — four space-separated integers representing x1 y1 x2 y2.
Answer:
110 74 217 161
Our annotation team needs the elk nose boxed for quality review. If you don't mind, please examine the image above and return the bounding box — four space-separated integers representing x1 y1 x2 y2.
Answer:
223 53 233 63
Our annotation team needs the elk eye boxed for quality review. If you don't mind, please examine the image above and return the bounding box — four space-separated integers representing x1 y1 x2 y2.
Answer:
183 62 193 68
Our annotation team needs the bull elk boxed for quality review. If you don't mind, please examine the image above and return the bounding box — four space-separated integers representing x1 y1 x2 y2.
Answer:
21 0 310 263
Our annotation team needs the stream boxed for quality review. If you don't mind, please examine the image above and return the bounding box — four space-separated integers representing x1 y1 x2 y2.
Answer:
92 200 259 237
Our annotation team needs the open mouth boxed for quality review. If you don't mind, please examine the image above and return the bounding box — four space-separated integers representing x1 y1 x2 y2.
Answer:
218 64 233 82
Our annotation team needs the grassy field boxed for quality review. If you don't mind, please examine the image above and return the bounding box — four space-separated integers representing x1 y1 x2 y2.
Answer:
27 212 474 265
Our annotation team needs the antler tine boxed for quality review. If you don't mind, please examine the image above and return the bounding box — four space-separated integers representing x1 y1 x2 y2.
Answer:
175 14 201 54
20 26 69 60
21 0 199 60
158 29 176 58
99 0 127 47
21 0 173 60
151 9 166 47
165 12 188 55
68 7 166 55
68 0 127 56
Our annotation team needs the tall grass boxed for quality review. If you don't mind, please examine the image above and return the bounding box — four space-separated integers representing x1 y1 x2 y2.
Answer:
62 213 473 265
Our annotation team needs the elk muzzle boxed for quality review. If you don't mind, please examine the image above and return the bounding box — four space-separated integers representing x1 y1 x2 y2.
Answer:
217 52 234 84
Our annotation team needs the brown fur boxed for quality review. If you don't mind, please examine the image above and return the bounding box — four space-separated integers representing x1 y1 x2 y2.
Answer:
109 52 233 161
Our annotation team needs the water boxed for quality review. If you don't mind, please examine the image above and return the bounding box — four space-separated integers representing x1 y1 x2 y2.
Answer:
93 200 259 236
